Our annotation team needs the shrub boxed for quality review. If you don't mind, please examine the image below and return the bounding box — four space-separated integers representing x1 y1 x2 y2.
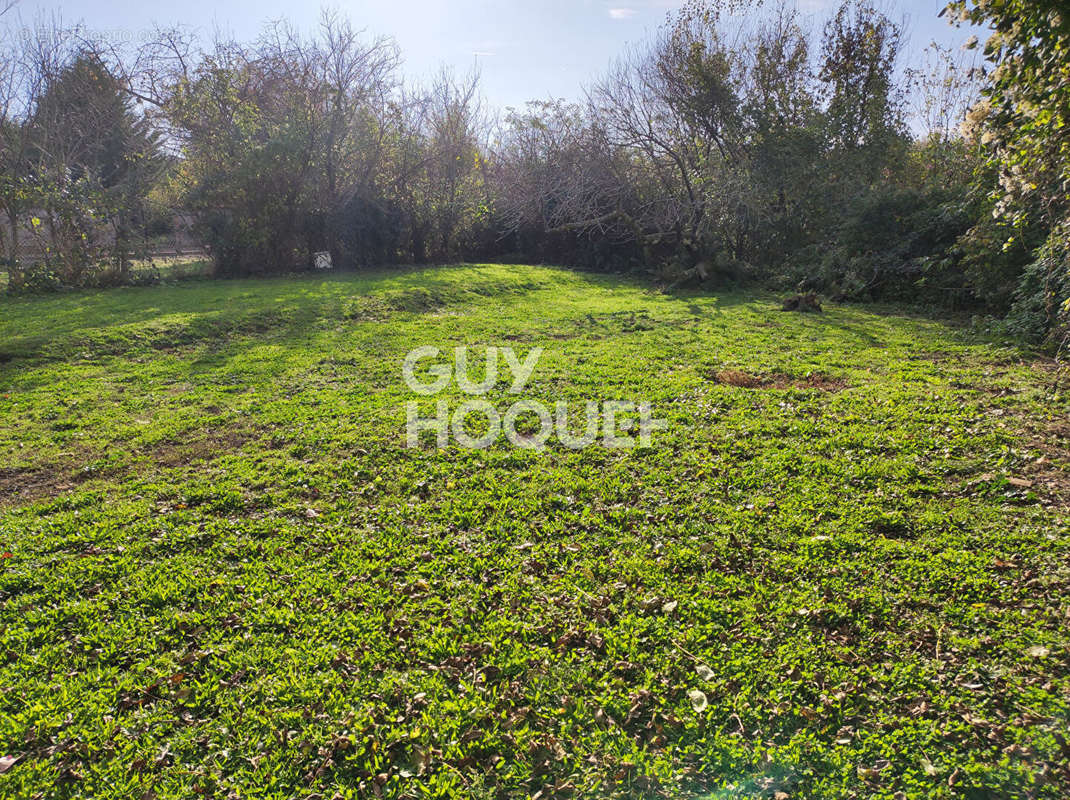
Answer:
1005 224 1070 346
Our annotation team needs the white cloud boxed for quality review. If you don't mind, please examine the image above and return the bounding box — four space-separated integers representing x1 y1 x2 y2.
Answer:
608 8 637 20
472 51 496 57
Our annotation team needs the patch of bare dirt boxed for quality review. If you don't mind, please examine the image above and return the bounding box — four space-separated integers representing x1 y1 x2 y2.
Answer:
148 430 254 469
708 369 848 391
1021 421 1070 508
957 420 1070 509
0 465 84 508
0 429 258 509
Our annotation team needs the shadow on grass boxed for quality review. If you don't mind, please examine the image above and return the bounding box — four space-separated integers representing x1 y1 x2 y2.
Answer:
0 263 576 363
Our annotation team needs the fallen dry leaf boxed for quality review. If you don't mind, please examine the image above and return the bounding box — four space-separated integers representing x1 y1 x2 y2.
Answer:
688 689 708 713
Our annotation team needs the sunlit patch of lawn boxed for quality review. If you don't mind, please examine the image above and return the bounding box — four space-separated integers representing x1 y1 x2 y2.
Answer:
1 264 1067 798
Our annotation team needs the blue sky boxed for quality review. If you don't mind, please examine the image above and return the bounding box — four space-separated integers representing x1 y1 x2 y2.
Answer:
7 0 973 112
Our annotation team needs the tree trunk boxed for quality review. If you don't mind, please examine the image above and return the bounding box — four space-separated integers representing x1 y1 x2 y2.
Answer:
6 209 22 291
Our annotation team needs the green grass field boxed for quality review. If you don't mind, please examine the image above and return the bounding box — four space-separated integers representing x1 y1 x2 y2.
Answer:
1 264 1068 799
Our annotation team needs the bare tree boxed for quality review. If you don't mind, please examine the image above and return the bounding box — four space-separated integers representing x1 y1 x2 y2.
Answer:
377 67 488 263
424 67 485 257
907 42 982 145
584 14 748 259
130 14 404 273
313 11 400 263
0 16 79 285
492 100 635 244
